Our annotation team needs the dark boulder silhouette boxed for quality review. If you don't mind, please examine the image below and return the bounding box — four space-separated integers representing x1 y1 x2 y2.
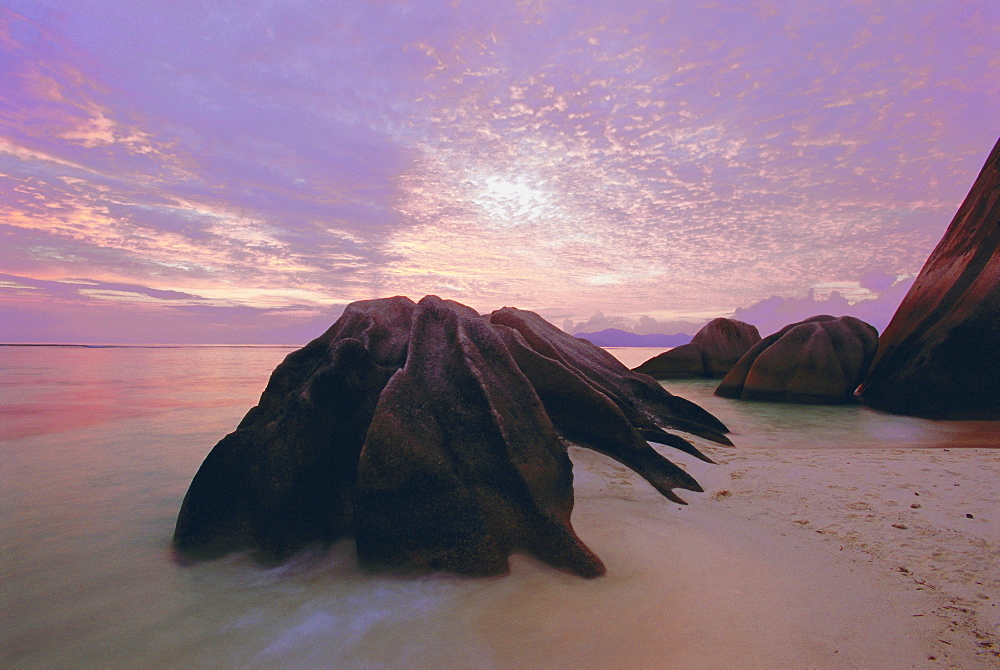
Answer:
860 138 1000 419
715 315 878 404
173 295 731 578
633 318 761 379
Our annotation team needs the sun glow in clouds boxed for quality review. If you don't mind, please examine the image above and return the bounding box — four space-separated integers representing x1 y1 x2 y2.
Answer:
469 173 558 227
1 1 998 343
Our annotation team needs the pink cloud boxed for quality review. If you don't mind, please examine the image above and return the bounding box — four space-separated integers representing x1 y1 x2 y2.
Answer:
1 1 997 341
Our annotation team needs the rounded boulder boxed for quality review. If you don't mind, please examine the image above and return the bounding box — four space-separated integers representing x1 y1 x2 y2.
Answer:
715 315 878 404
634 318 761 379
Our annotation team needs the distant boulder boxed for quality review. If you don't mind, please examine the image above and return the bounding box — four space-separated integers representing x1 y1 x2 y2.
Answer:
860 138 1000 419
633 318 761 379
173 296 731 578
715 315 878 404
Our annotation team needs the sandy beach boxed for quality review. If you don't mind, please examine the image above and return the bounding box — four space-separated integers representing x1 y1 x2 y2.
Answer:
559 442 1000 668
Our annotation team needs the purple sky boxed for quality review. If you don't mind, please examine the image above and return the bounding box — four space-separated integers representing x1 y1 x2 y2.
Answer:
1 1 998 343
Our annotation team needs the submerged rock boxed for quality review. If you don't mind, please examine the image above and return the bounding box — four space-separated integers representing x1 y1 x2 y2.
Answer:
173 296 731 578
860 138 1000 419
715 315 878 404
633 318 761 379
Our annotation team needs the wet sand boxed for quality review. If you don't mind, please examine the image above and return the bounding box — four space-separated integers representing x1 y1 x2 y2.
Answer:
563 441 1000 668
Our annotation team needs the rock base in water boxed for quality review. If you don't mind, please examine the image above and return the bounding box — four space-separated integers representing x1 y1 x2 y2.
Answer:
634 318 761 379
173 296 731 578
715 315 878 404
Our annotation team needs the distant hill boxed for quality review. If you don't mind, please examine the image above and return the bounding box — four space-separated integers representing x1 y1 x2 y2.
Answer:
573 328 691 347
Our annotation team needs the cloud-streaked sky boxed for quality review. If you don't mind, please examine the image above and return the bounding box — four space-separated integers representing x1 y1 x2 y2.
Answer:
1 1 998 343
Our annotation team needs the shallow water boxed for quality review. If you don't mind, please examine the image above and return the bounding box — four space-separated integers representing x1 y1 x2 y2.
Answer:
610 346 999 450
1 345 996 667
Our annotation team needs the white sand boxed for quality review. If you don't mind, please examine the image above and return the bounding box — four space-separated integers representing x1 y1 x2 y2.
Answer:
591 442 1000 668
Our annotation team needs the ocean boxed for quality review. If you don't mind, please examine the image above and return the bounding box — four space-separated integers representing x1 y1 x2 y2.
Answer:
2 344 996 667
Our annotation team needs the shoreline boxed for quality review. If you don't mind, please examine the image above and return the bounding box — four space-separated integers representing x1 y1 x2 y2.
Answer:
629 442 1000 667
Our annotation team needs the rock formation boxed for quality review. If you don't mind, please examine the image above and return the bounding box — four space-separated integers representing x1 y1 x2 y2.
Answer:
634 318 761 379
715 315 878 404
173 295 731 578
860 138 1000 419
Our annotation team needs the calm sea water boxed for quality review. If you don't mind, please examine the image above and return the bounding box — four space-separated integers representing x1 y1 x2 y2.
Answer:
2 345 996 667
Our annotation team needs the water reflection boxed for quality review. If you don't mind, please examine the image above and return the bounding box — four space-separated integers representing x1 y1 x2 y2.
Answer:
0 346 295 441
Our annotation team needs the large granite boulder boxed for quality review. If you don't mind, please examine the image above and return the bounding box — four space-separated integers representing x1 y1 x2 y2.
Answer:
860 138 1000 419
715 315 878 404
633 318 761 379
173 295 731 578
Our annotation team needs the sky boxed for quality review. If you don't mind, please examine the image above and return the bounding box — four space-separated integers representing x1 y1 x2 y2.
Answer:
1 1 998 344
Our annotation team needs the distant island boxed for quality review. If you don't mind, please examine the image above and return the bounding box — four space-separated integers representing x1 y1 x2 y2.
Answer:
573 328 691 348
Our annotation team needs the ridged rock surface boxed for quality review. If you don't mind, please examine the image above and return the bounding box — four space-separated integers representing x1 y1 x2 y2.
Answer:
860 138 1000 419
715 315 878 404
634 318 761 379
173 295 731 578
